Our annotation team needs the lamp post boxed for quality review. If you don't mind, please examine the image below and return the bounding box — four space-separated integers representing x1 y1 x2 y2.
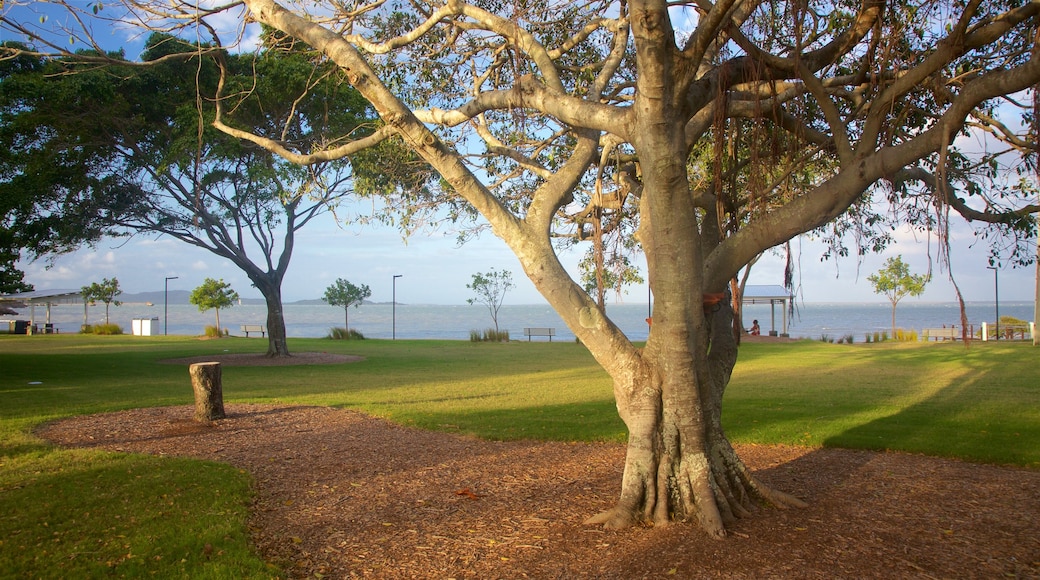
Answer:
987 266 999 340
164 276 179 336
393 274 402 340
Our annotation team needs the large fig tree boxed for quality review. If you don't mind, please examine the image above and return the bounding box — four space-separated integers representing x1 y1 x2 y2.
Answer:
11 0 1039 537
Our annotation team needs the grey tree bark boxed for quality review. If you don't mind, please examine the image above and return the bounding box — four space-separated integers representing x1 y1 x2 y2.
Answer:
189 362 226 422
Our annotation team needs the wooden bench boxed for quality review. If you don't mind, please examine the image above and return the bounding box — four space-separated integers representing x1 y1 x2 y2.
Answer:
241 324 266 337
523 327 555 341
923 327 958 341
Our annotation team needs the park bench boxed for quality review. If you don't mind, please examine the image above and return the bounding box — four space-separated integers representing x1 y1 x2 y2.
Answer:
922 327 959 341
241 324 266 337
523 327 556 341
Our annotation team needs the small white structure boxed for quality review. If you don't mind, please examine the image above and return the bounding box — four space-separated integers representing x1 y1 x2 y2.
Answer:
132 317 159 336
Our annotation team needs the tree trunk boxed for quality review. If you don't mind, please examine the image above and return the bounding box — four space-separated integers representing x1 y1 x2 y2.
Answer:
578 55 807 534
189 362 226 422
263 289 290 356
891 300 898 337
344 306 349 333
585 297 806 537
250 277 291 357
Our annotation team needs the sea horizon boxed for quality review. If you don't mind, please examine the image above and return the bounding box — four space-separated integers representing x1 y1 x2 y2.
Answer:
4 299 1033 342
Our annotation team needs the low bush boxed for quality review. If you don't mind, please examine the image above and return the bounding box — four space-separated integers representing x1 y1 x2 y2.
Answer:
81 323 123 335
470 328 510 342
327 327 365 340
203 325 227 338
895 328 918 342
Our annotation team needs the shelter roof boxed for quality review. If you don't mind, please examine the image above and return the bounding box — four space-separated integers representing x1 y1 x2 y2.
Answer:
0 289 83 307
742 285 792 303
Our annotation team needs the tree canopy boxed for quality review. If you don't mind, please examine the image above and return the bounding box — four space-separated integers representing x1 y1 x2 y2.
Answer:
81 277 121 325
189 277 238 331
0 30 401 356
466 268 515 334
6 0 1039 539
322 278 371 333
868 255 930 335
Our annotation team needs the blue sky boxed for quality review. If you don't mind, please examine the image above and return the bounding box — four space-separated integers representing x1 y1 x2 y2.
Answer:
18 214 1037 305
5 2 1038 306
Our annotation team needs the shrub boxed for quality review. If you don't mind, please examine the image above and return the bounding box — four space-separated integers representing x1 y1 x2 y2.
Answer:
842 334 854 344
327 327 365 340
82 323 123 335
894 328 918 342
864 333 872 343
820 334 834 343
203 325 227 338
470 328 510 342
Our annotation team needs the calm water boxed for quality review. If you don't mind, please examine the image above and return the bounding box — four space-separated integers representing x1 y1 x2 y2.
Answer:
11 299 1034 341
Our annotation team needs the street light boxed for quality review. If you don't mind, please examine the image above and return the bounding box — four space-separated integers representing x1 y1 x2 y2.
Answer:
987 266 999 340
393 274 402 340
164 276 179 336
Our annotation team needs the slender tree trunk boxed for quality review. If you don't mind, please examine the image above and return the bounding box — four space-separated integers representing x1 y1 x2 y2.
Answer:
891 300 898 337
215 308 221 332
344 307 349 333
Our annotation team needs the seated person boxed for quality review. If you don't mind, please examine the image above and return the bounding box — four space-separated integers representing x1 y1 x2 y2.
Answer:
750 319 761 336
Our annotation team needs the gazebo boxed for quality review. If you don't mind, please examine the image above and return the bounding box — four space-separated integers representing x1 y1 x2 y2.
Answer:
742 285 792 336
0 289 85 334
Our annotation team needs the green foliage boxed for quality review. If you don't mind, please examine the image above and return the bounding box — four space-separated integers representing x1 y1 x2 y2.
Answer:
80 277 122 325
466 269 514 333
470 328 510 342
895 328 919 342
203 325 227 338
0 240 31 294
322 278 371 333
189 278 238 330
189 279 238 312
85 323 122 335
327 327 365 340
868 255 929 334
868 256 929 301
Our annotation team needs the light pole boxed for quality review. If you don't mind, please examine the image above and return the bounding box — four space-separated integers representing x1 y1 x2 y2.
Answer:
164 276 179 336
393 274 402 340
987 266 999 340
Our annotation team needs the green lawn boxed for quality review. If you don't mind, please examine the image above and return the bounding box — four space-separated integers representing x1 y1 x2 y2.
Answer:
1 334 1037 577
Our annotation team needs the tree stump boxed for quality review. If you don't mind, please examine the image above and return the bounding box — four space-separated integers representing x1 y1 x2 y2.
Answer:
189 362 225 422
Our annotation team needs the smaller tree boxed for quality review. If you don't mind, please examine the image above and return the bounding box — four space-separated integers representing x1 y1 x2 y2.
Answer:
867 255 929 336
321 278 371 334
466 269 514 334
189 278 239 333
81 277 121 325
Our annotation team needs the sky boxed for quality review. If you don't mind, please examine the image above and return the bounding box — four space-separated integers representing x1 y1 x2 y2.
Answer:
5 2 1039 307
17 214 1038 306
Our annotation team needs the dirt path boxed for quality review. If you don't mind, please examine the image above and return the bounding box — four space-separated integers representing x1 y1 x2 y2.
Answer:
38 403 1040 579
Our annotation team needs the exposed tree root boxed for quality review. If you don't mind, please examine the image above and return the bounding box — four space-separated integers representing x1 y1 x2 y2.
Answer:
586 436 807 537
